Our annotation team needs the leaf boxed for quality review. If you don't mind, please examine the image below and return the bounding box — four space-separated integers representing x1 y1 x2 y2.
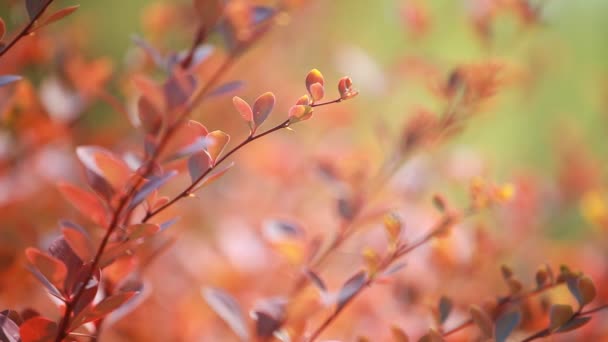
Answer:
19 316 57 342
26 265 62 299
138 96 163 135
305 69 325 94
0 75 22 87
305 269 327 292
494 310 521 342
438 296 452 324
62 226 93 262
129 171 177 209
57 182 108 227
555 316 591 333
309 82 324 102
70 292 138 330
164 68 196 111
127 223 160 240
206 130 230 164
37 5 79 30
336 271 367 311
192 162 235 193
287 105 313 123
383 262 407 276
0 314 20 342
549 304 574 331
25 248 67 291
576 276 596 307
187 150 211 183
233 96 253 122
47 238 83 292
132 74 165 111
202 287 249 340
70 264 100 315
469 305 493 338
26 0 48 21
383 212 402 243
76 146 132 191
252 92 275 129
262 219 304 241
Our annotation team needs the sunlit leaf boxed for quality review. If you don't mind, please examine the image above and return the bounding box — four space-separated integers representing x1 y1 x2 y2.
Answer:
206 130 230 164
0 75 22 87
188 150 211 183
19 316 57 342
337 271 367 311
305 69 324 94
26 265 62 299
76 146 132 191
252 92 275 129
25 248 67 291
383 212 402 244
57 182 108 227
202 287 249 340
70 291 138 329
309 82 324 102
37 5 79 30
0 313 21 342
287 105 313 123
549 304 573 331
233 96 253 123
494 310 521 342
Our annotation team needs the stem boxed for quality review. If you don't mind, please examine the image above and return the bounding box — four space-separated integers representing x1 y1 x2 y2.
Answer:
142 119 290 222
0 0 56 59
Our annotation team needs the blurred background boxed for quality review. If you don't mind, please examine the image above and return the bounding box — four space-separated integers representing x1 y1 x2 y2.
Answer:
1 0 608 340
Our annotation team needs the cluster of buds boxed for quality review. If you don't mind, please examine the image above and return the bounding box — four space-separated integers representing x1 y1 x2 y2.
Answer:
470 177 515 209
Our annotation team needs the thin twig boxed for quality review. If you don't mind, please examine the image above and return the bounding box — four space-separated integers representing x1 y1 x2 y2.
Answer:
0 0 56 59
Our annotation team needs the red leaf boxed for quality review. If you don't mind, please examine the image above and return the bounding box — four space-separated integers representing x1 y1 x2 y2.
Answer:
232 96 253 122
25 248 67 291
69 263 100 315
37 5 79 30
76 146 132 191
61 226 93 262
19 317 57 342
206 130 230 164
252 92 275 129
187 150 211 183
57 182 109 227
70 292 138 330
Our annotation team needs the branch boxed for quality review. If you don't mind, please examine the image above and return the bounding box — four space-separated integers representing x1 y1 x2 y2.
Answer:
0 0 56 59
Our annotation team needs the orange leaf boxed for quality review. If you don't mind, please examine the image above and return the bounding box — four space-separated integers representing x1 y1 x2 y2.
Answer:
19 317 57 342
232 96 253 122
252 92 275 129
25 247 67 291
206 130 230 164
37 5 80 30
57 182 109 227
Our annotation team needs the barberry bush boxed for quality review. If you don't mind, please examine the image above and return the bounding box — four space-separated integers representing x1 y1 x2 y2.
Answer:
0 0 607 341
